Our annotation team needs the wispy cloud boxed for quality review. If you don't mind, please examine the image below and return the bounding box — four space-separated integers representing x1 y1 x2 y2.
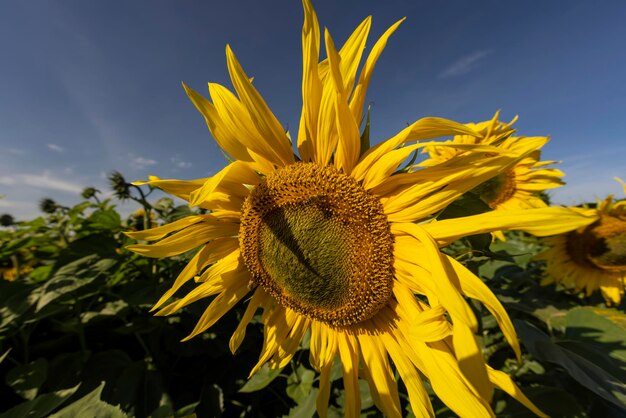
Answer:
131 156 157 169
8 148 25 155
1 173 84 194
439 50 492 79
47 143 64 153
171 156 192 169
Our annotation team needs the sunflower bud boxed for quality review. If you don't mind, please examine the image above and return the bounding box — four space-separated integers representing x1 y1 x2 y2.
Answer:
81 187 100 200
39 198 58 214
108 171 132 200
0 214 14 227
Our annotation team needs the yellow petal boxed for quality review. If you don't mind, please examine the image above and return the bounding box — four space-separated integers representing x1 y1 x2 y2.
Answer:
488 368 548 418
352 117 479 182
298 0 322 162
324 31 361 174
126 221 239 258
453 323 493 402
357 333 402 418
229 288 268 354
316 360 334 418
309 320 337 371
189 161 258 207
156 250 243 315
422 207 598 247
349 18 405 124
182 276 250 341
337 332 361 417
379 331 434 417
391 223 478 331
152 237 239 311
124 214 210 241
446 256 521 360
208 83 285 170
132 175 206 202
225 45 294 166
183 82 254 162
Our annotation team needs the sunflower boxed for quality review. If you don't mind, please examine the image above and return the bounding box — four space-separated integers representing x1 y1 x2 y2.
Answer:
537 196 626 305
126 1 596 416
422 113 565 210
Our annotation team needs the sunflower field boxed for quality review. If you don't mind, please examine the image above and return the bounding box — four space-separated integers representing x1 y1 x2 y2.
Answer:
1 178 625 418
2 1 626 417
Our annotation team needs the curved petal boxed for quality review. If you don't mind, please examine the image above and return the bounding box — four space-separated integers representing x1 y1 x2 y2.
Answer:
229 288 269 354
152 237 239 311
225 45 294 166
189 161 259 207
349 18 405 124
126 221 239 258
337 332 361 417
422 207 598 247
357 332 402 418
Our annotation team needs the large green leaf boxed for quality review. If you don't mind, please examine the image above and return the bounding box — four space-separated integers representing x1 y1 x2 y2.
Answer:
5 358 47 400
239 363 282 393
285 388 319 418
36 255 117 311
565 307 626 366
286 365 316 404
86 209 122 232
48 382 126 418
0 385 79 418
515 319 626 410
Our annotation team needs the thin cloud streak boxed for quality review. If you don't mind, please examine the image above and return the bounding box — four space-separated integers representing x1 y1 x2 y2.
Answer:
47 143 64 153
2 173 84 194
439 50 492 79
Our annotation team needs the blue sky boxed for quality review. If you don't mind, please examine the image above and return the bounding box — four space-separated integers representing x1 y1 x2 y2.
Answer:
1 0 625 219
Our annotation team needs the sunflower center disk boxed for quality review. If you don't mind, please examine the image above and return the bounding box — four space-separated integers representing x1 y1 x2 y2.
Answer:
239 163 394 326
566 215 626 271
473 171 516 209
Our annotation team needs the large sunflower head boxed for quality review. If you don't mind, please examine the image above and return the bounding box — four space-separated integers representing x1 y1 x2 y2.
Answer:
422 112 565 210
126 1 596 416
537 196 626 305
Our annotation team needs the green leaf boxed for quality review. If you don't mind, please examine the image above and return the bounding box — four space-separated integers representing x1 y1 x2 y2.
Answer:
87 209 122 231
239 363 282 393
286 365 316 404
285 388 319 418
0 348 11 364
515 319 626 410
48 382 127 418
0 384 79 418
565 307 626 365
496 386 587 417
36 255 117 311
5 358 48 400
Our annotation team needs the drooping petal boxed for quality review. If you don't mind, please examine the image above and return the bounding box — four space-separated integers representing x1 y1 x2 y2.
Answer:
452 322 493 402
156 250 243 315
309 320 338 371
229 288 269 354
422 207 598 247
316 360 334 418
132 175 206 202
126 221 239 258
152 237 239 311
391 223 478 331
182 274 251 341
337 331 361 417
352 117 479 182
446 256 521 360
488 368 548 418
357 332 402 418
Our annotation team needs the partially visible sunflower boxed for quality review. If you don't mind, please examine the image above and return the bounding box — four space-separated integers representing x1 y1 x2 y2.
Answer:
537 196 626 305
125 1 596 416
422 112 564 210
